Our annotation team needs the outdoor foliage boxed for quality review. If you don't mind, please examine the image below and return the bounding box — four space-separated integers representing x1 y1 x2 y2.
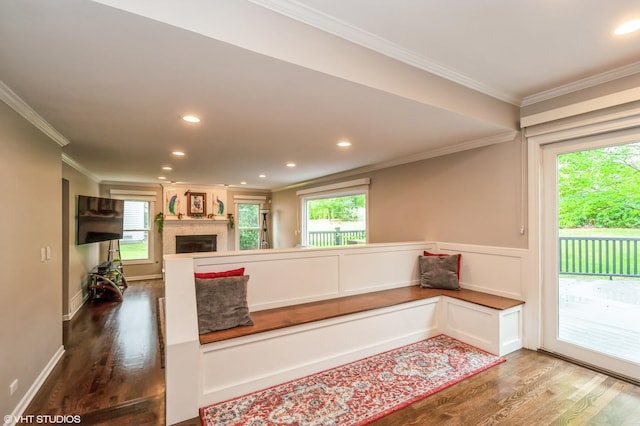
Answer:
238 204 260 250
307 195 365 221
558 143 640 229
239 229 259 250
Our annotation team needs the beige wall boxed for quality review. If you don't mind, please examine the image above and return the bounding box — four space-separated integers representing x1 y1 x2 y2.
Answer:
62 163 100 316
100 182 164 278
271 189 299 249
0 101 63 417
272 134 527 249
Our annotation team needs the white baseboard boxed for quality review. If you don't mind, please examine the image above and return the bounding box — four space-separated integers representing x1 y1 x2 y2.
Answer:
125 274 163 281
4 346 64 426
63 290 88 321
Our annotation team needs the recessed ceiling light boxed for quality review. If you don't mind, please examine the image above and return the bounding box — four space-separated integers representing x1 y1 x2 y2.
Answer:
172 151 185 156
240 181 248 185
614 19 640 35
181 115 201 123
286 162 296 168
162 166 173 171
158 176 166 180
337 140 352 147
259 174 267 178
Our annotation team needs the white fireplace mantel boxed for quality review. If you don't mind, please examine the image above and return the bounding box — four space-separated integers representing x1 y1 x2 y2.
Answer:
162 219 229 254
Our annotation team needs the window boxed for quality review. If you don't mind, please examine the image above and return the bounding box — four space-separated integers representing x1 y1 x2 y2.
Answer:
299 179 369 247
237 203 260 250
120 200 152 261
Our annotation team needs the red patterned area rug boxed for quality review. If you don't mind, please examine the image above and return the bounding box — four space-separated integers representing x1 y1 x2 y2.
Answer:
200 335 505 425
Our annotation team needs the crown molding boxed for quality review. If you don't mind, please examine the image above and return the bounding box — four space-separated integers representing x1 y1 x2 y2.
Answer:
522 62 640 107
273 131 517 192
249 0 520 106
62 154 101 183
372 131 518 171
0 79 70 147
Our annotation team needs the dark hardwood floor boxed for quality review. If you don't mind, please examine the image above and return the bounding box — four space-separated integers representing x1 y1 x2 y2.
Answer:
20 279 166 426
22 279 640 425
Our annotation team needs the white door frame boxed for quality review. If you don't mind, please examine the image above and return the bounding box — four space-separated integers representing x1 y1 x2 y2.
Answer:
530 127 640 380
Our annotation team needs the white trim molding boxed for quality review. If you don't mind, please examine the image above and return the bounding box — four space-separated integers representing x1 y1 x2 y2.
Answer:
125 273 164 281
296 178 370 196
522 61 640 107
5 346 65 426
63 289 88 321
62 154 101 183
233 195 267 203
521 87 640 128
0 79 70 147
110 189 157 202
275 131 516 193
248 0 519 105
373 131 518 171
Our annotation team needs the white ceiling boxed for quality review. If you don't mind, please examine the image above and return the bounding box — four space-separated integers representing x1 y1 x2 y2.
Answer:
0 0 638 190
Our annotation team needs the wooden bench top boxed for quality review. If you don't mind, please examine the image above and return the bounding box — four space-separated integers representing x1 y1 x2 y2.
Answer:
199 286 524 345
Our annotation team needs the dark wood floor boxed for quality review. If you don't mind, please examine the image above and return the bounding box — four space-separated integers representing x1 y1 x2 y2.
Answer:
22 279 640 425
20 279 165 426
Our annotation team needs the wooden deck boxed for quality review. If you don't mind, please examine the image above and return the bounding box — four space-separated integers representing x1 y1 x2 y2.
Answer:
559 277 640 364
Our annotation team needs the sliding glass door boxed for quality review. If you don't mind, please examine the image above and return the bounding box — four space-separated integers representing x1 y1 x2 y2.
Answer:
541 133 640 381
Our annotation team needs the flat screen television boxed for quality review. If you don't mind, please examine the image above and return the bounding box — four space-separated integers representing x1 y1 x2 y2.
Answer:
76 195 125 245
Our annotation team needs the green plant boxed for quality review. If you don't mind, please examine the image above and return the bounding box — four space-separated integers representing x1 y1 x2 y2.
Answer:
154 212 165 234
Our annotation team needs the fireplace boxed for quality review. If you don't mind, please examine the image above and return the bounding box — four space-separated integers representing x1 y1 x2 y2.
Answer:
175 234 217 254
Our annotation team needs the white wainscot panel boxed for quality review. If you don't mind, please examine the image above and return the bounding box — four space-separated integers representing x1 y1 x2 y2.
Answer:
195 255 341 311
199 299 440 406
340 246 427 294
443 298 497 353
441 297 522 356
246 256 340 310
500 307 524 355
440 244 525 300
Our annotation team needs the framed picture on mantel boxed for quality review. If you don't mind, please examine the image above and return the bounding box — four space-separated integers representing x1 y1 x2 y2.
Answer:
187 192 206 216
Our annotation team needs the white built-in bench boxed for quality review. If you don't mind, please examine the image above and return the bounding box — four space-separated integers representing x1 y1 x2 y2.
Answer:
199 286 524 346
164 242 527 425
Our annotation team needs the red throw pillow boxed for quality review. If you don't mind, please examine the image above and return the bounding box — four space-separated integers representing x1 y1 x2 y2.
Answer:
424 251 461 278
194 267 245 279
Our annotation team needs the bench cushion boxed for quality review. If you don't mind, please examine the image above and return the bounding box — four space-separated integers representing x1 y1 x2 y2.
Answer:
195 275 254 333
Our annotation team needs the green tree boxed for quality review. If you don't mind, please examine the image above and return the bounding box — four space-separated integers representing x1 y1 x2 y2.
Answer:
238 204 260 250
558 143 640 228
307 195 365 221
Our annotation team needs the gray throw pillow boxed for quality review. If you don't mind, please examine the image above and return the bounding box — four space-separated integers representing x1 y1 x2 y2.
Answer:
195 275 254 333
418 255 460 290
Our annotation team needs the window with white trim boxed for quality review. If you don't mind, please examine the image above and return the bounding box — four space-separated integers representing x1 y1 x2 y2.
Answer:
298 179 369 247
110 189 156 263
237 203 261 250
234 194 267 250
120 200 151 261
